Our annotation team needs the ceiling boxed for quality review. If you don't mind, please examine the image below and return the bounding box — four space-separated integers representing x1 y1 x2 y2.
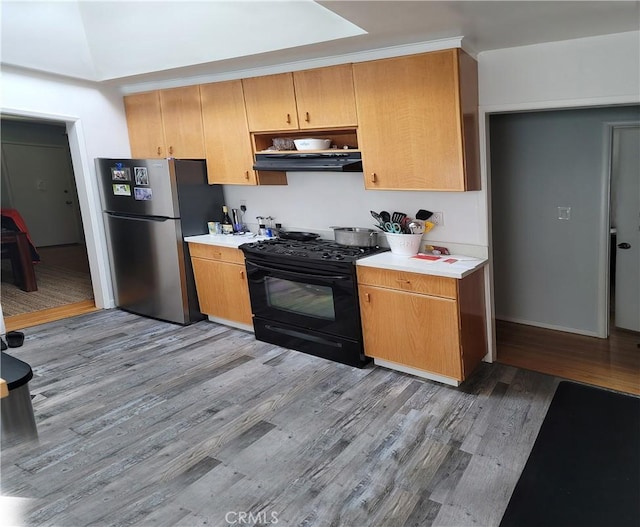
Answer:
1 1 638 91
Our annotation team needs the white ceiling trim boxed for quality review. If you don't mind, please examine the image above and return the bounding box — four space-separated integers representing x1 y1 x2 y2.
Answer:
118 36 464 94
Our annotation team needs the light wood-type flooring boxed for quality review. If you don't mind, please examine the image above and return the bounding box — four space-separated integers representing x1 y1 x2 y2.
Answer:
497 320 640 396
4 244 96 333
2 309 562 527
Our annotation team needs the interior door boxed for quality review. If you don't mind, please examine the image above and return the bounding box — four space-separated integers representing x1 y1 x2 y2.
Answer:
2 142 82 247
612 125 640 331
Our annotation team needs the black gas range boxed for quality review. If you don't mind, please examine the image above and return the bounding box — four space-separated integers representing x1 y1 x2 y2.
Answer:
239 238 388 367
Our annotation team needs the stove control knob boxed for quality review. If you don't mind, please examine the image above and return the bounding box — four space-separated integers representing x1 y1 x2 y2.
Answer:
322 253 331 259
334 254 344 260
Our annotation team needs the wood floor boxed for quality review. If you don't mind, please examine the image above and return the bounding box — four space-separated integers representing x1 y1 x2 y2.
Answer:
497 320 640 396
2 310 561 527
4 244 96 332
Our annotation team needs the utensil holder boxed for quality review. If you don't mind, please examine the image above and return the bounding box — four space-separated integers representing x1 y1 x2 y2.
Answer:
386 233 423 256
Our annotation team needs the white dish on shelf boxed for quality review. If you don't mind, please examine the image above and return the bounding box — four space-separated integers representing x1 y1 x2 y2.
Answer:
294 138 331 150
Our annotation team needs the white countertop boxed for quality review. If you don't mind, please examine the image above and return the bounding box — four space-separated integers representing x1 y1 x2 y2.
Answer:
357 251 487 279
184 233 269 248
185 235 487 279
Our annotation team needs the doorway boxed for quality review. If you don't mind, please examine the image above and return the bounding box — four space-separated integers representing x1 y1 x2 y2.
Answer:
609 124 640 333
1 118 96 329
490 105 640 394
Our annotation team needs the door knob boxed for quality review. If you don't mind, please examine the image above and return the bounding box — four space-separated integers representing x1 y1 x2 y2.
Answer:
618 242 631 249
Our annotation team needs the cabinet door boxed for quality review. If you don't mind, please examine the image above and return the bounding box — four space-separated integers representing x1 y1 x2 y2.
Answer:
353 50 466 190
159 85 205 159
123 91 166 158
242 73 299 131
200 80 257 185
293 64 357 129
359 285 463 379
191 257 253 325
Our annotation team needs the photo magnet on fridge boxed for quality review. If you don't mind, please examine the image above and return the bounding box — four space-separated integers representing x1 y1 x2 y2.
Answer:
111 167 131 181
112 184 131 196
134 167 149 185
134 187 153 200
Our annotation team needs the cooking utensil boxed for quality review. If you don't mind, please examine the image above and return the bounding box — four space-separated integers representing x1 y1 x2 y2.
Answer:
330 227 378 247
408 221 424 234
380 210 391 223
384 222 402 234
392 211 407 224
370 210 384 227
278 231 320 241
416 209 433 221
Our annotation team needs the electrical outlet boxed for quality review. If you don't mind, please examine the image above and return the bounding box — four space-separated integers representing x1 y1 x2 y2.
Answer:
430 212 444 225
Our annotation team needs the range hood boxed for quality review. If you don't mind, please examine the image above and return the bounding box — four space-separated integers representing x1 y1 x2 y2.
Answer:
253 151 362 172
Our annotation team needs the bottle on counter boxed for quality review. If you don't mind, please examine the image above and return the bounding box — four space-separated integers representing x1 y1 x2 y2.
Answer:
231 208 241 232
221 205 234 234
258 224 267 236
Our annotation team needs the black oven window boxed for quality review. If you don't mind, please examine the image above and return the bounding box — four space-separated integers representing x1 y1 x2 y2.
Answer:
265 277 336 320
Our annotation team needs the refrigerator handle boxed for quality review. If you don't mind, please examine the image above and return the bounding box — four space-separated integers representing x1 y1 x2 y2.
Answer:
105 211 171 222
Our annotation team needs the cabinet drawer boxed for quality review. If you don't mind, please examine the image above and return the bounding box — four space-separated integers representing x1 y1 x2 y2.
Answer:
357 266 457 299
188 243 245 264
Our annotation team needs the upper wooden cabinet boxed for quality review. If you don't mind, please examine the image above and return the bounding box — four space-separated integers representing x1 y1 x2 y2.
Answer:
158 86 206 159
200 80 257 185
242 65 358 132
124 86 205 159
292 64 358 129
242 73 299 132
200 80 287 186
353 49 480 191
123 91 165 158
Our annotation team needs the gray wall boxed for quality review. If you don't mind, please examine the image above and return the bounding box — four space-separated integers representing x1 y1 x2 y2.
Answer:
1 119 70 209
490 105 640 335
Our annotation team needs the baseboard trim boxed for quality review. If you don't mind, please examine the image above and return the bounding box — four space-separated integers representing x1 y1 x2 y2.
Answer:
206 315 254 333
495 316 601 338
373 358 460 387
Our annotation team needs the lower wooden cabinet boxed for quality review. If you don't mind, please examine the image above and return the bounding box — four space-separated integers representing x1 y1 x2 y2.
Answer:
357 266 487 384
188 243 253 326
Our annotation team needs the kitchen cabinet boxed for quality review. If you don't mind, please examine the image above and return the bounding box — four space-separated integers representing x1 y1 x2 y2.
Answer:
123 86 205 159
242 64 358 133
357 265 487 385
353 48 480 191
123 91 165 158
292 64 358 129
199 80 283 186
188 243 253 327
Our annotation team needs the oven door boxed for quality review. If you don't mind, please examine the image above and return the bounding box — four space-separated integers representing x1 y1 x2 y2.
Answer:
244 259 360 340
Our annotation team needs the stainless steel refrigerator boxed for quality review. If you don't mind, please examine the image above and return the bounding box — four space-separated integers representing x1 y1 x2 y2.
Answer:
96 158 224 324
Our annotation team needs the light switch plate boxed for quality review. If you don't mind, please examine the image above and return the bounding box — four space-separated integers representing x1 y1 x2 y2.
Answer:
558 206 571 220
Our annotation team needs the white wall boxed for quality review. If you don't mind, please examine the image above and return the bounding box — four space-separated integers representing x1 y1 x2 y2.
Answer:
1 66 132 309
479 31 640 111
223 173 487 257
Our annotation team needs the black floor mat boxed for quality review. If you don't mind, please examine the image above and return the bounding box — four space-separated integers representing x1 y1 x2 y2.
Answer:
500 381 640 527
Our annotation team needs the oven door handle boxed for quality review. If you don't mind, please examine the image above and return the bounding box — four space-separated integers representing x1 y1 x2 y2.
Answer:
246 260 350 281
